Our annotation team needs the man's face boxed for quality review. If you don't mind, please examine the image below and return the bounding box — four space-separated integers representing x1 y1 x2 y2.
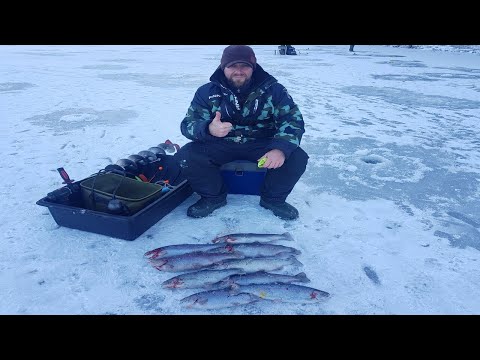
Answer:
223 63 253 88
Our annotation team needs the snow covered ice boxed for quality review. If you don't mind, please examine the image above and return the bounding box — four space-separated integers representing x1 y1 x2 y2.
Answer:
1 45 479 314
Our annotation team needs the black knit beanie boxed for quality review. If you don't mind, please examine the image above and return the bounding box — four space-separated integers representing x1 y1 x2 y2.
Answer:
220 45 257 70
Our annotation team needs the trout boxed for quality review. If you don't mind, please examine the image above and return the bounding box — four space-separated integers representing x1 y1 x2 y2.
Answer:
212 232 294 244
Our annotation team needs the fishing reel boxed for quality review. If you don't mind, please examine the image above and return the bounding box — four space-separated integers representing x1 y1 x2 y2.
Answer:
127 154 148 171
148 147 166 158
137 150 157 163
158 140 180 154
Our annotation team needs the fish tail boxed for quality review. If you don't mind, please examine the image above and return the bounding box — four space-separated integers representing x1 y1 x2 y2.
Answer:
281 232 294 241
289 256 303 268
294 272 310 283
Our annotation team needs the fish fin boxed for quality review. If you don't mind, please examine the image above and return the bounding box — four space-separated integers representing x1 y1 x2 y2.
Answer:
210 278 232 290
251 270 268 275
281 232 294 241
229 283 241 294
288 256 303 268
242 292 263 301
277 252 293 259
220 268 246 276
294 272 310 283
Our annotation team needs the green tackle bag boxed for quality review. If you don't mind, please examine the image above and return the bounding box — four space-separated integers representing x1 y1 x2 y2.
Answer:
80 172 164 215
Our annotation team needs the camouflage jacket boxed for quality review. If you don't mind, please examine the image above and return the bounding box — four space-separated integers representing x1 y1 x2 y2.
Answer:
180 64 305 158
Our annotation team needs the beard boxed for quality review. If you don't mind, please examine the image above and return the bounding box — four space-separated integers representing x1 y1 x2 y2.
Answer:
227 75 251 89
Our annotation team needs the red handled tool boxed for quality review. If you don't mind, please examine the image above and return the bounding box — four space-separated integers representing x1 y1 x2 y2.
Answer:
57 167 75 184
47 167 79 203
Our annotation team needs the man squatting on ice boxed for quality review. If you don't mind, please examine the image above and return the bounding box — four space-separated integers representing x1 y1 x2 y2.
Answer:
176 45 308 220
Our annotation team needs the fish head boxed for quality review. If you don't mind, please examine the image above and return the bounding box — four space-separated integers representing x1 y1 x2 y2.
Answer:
162 277 184 289
151 259 170 271
224 236 238 243
309 290 330 300
211 236 222 243
144 248 165 260
181 295 208 308
212 235 237 243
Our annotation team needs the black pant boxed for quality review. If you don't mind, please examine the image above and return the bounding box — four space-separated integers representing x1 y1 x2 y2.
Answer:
175 139 309 203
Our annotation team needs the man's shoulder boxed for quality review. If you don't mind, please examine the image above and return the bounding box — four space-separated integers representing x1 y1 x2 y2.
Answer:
192 82 224 105
270 81 285 90
197 82 212 92
267 82 297 104
194 82 220 99
197 82 222 94
267 81 288 96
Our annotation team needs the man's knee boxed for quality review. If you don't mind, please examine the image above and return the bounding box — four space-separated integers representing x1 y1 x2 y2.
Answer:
286 147 309 172
176 142 206 164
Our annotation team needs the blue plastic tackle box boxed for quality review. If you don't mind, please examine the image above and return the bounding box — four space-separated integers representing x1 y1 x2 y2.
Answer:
221 160 267 196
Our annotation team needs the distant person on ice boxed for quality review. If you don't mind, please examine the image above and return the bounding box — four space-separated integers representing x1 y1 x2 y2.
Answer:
176 45 308 220
349 45 355 52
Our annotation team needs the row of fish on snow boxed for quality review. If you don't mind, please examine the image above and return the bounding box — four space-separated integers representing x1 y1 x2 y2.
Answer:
144 232 330 310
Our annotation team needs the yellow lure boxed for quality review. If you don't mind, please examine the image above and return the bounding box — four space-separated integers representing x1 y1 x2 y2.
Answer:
258 157 267 168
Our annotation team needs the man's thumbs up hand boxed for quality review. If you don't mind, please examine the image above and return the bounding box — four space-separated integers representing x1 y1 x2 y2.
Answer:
208 111 233 138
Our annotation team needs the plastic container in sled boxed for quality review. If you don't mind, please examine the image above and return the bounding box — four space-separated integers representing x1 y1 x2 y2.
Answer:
37 179 193 241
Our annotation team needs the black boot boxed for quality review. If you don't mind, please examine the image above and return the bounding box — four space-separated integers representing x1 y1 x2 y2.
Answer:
187 197 227 218
260 198 299 220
